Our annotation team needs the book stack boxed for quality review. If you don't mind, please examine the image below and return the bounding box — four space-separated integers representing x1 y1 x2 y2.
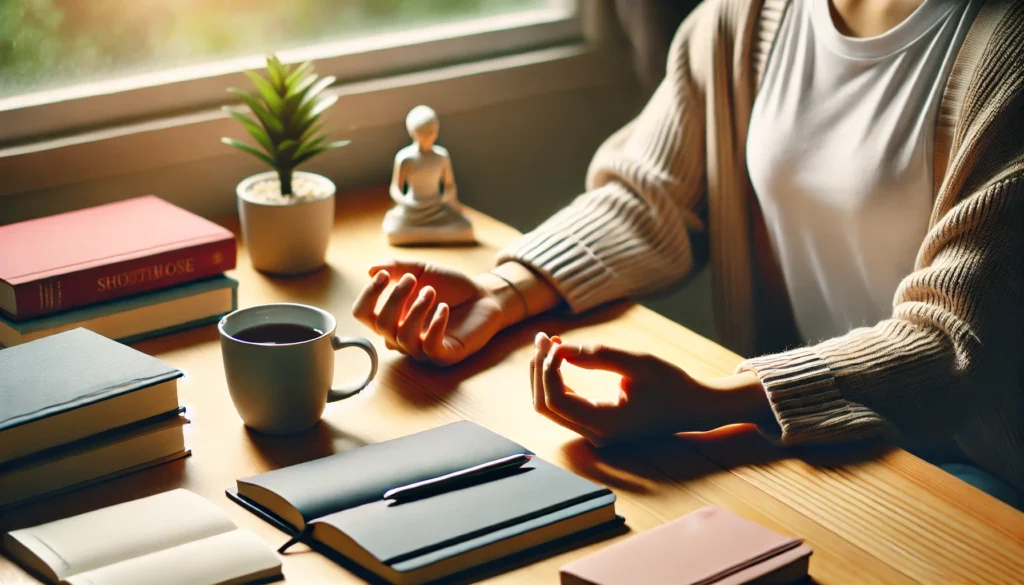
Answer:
0 195 238 347
0 328 190 509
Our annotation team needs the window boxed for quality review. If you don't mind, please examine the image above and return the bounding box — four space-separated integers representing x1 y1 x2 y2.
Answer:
0 0 581 143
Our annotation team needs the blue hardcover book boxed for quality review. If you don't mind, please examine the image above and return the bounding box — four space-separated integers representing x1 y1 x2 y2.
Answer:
0 276 237 347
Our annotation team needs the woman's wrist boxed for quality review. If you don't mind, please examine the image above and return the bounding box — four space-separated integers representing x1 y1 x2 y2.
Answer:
473 271 528 329
473 262 560 329
703 371 775 427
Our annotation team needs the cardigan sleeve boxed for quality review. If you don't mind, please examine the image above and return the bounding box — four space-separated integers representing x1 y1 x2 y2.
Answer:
496 2 715 313
738 171 1024 446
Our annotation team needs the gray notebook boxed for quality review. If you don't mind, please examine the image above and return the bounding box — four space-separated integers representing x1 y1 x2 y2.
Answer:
229 421 619 585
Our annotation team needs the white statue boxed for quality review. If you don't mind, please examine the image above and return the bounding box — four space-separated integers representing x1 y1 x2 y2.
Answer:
382 105 475 246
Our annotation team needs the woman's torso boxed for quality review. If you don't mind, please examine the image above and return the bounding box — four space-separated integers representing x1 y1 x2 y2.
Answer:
746 0 981 343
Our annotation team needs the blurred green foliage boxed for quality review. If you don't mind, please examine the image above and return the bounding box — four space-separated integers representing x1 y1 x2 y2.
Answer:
0 0 541 98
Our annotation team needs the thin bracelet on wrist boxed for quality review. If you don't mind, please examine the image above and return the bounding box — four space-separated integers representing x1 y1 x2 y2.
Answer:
491 271 529 322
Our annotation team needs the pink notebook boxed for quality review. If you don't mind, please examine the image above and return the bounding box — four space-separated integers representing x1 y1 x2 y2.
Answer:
560 506 812 585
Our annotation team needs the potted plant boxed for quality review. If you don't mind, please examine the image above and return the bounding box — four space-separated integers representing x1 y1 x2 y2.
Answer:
222 55 349 274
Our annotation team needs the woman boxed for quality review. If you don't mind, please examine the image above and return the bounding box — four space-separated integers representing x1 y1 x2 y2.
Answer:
353 0 1023 506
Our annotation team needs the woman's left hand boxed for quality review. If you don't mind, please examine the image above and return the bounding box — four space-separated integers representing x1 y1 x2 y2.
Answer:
530 333 771 446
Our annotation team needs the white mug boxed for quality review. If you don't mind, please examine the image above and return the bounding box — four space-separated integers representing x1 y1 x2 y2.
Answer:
218 303 378 434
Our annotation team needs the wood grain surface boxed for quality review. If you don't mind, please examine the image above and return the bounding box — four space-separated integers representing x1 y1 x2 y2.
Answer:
1 188 1021 585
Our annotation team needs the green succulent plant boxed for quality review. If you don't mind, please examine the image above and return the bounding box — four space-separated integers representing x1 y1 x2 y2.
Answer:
221 55 349 196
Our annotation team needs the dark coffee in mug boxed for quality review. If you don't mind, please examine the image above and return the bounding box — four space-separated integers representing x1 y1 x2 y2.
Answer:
220 303 378 433
233 323 324 344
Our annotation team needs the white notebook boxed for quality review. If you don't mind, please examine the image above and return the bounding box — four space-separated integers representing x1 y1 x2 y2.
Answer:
2 489 281 585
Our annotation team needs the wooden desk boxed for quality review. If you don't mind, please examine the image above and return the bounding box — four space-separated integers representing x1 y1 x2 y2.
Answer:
2 188 1022 585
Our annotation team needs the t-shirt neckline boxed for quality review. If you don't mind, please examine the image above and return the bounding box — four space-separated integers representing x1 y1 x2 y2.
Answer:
810 0 963 59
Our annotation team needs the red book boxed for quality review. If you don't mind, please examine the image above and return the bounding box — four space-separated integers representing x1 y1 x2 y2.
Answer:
0 196 236 320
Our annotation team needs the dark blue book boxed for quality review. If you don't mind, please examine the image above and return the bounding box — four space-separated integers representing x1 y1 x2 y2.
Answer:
0 328 182 466
0 276 237 347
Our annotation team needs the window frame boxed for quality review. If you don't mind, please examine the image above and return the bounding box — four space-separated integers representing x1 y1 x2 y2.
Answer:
0 0 633 205
0 4 585 146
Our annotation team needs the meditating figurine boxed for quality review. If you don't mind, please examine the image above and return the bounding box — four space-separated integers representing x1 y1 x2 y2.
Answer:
383 105 475 246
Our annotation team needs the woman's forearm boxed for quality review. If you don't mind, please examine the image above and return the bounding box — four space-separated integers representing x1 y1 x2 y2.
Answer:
476 263 774 427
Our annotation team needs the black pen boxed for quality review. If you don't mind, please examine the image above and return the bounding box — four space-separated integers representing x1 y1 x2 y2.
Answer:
383 453 533 502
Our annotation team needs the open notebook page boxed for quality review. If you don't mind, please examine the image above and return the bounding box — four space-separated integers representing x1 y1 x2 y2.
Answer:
64 530 280 585
4 490 245 582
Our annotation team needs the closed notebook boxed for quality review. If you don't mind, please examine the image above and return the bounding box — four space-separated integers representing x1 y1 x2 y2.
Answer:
0 328 182 465
560 506 812 585
228 421 619 585
3 489 281 585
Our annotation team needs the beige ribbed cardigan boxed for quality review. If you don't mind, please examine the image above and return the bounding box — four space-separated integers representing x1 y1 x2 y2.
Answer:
500 0 1024 490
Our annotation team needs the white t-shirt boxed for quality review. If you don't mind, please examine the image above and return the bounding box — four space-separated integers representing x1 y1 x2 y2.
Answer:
746 0 979 343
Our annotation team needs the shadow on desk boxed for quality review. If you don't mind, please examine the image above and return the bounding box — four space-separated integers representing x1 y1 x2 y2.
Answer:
380 303 633 406
559 425 895 494
249 263 344 307
244 419 370 470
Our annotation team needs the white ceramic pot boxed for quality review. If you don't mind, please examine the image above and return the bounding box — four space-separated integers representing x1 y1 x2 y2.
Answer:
236 171 336 275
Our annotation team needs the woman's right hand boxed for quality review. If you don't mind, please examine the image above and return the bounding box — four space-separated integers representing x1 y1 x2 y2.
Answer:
351 259 509 366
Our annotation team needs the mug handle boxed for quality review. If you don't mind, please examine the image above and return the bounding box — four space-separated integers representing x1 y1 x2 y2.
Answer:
327 336 379 402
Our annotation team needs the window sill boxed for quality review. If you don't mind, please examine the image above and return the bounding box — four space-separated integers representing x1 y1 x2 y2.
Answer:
0 43 633 200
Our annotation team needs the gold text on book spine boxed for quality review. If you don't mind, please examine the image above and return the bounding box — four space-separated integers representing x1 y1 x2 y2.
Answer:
96 258 196 292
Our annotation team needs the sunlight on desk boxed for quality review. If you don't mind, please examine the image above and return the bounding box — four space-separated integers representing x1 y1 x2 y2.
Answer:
1 188 1021 585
